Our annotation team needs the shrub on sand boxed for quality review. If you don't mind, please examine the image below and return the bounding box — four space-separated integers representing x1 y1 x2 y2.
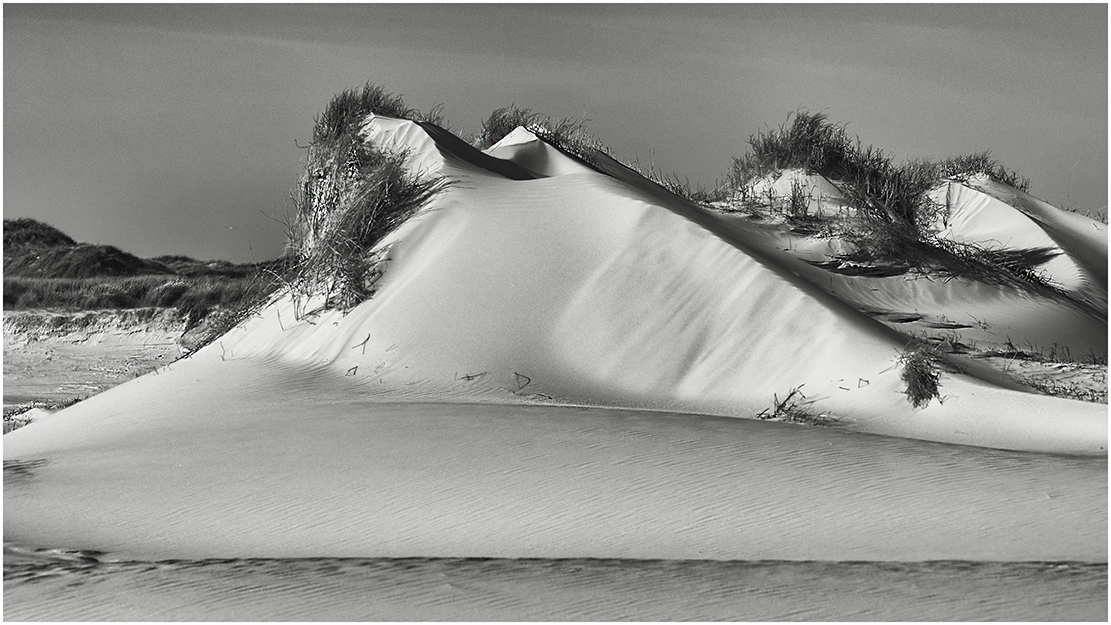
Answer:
731 111 855 185
899 345 943 408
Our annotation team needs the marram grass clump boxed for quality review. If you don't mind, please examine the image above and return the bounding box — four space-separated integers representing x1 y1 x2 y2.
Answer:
474 104 612 166
289 84 447 312
725 110 1061 292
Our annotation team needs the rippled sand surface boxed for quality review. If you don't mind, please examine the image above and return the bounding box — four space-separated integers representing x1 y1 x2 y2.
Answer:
4 550 1104 621
6 370 1106 563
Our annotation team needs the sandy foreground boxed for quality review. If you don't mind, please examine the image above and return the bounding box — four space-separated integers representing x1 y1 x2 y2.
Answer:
5 553 1105 621
5 354 1107 619
5 116 1107 620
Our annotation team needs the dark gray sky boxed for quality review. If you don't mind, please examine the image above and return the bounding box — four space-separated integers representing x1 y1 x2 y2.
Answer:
5 4 1107 262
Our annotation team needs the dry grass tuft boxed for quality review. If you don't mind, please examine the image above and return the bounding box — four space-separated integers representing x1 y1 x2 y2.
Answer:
899 345 943 408
474 104 613 166
755 385 838 425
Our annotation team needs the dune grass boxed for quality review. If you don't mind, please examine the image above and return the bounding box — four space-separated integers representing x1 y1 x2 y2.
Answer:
288 84 448 312
726 111 1060 290
729 111 1032 230
477 104 732 205
475 105 543 149
474 104 613 167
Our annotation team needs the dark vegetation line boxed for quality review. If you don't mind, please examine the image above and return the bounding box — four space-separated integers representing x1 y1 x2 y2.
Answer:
3 218 295 330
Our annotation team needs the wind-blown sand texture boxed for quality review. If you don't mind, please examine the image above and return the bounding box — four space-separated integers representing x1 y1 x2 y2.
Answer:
5 115 1107 620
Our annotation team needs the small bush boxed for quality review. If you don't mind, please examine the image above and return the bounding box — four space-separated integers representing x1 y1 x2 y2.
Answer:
899 345 942 408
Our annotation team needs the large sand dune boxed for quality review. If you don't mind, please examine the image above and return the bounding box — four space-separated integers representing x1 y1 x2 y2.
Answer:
197 116 1105 453
5 113 1106 618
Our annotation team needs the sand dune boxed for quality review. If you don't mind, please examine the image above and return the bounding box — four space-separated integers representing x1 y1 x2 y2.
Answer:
5 112 1106 619
199 117 1104 453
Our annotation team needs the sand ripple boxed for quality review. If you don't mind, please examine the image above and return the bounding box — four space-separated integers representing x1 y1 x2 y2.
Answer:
4 551 1105 621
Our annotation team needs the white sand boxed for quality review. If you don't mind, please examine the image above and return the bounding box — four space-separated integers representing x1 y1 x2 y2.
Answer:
5 356 1105 562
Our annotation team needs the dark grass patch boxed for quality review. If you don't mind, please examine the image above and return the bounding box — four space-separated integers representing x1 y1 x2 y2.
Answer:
899 345 943 408
3 274 284 329
5 243 171 279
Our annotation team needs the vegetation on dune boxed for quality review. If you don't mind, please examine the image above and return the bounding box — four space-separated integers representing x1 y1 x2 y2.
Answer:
725 111 1061 292
475 104 613 167
475 104 543 149
898 345 943 408
3 218 171 278
730 111 1031 196
476 104 729 203
287 84 448 312
754 385 838 426
310 82 449 142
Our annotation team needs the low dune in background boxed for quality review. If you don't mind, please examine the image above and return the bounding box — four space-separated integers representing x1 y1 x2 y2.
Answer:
5 113 1106 620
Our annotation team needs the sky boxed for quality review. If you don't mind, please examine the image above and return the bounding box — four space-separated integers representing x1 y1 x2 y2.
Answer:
4 3 1107 263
